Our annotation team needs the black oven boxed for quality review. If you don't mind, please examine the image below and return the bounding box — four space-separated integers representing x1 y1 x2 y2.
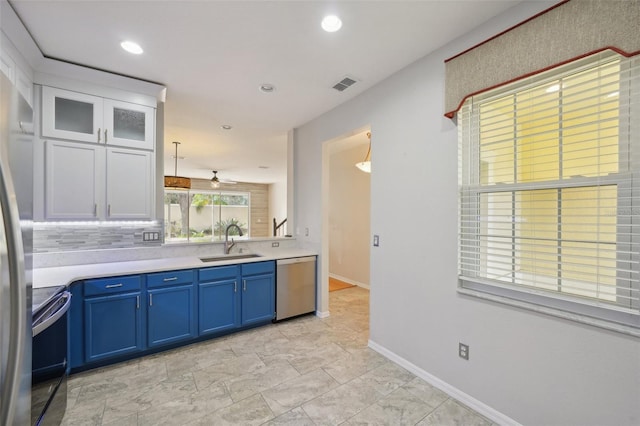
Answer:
31 286 71 426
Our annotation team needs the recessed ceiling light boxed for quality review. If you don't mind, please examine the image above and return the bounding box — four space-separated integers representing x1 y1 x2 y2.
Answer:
259 84 275 93
221 124 232 130
121 41 143 54
321 15 342 32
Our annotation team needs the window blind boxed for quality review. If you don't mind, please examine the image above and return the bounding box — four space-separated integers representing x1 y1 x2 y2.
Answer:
458 51 640 319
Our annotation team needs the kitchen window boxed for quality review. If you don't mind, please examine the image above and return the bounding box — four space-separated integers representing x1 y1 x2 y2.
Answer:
458 51 640 331
164 190 250 243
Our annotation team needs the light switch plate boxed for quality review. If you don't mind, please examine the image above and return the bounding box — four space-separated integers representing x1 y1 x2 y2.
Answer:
373 235 379 247
143 231 161 242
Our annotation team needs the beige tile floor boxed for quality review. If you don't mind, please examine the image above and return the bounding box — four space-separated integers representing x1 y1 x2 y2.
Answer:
61 287 493 425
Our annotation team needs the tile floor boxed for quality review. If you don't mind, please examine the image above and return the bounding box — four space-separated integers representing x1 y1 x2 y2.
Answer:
61 287 493 425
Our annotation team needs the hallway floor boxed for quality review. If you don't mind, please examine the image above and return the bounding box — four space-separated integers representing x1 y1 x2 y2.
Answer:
61 287 493 425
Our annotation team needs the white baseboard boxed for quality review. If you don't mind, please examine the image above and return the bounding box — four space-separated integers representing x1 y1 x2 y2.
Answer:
329 273 370 290
367 340 520 426
316 310 330 318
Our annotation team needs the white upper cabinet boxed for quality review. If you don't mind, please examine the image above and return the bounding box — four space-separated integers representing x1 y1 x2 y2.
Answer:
42 86 103 144
1 49 16 82
106 148 153 220
45 140 103 220
44 141 154 221
42 86 155 150
1 48 33 107
103 99 155 150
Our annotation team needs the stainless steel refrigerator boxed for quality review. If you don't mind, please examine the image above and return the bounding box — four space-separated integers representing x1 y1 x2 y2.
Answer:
0 71 34 425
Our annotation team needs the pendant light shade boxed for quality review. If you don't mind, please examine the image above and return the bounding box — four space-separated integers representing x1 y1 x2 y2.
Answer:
164 141 191 189
355 132 371 173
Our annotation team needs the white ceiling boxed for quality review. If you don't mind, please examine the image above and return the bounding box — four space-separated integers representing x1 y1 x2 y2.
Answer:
10 0 521 184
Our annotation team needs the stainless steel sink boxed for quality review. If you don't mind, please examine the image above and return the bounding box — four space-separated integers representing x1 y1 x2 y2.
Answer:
200 254 262 263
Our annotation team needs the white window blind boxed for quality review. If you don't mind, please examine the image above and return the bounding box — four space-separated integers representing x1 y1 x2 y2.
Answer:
458 51 640 326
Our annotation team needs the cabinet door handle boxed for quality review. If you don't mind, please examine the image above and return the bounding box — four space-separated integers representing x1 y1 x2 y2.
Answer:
104 129 108 143
107 204 111 217
234 281 237 293
163 277 178 282
243 280 247 291
149 293 153 306
136 295 140 309
94 203 97 216
97 128 101 143
105 283 123 289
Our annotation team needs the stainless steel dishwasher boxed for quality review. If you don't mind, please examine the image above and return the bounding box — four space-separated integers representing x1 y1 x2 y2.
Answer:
276 256 316 321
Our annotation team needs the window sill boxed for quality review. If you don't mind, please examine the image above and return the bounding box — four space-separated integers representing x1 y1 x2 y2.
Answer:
457 286 640 338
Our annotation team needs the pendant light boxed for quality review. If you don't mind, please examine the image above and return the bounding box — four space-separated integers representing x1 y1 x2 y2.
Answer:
164 141 191 189
355 132 371 173
210 171 221 189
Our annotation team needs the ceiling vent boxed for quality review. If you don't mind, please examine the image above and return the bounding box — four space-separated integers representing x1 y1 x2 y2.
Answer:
332 76 358 92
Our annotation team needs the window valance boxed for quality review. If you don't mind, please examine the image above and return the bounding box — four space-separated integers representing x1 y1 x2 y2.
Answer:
444 0 640 119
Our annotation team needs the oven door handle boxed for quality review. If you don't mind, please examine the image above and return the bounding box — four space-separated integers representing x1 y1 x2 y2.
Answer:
32 292 72 337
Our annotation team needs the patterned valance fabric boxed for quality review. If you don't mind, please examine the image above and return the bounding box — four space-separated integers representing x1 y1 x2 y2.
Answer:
444 0 640 118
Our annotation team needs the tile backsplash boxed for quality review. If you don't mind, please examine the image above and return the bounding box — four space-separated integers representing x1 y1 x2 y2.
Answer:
33 222 163 253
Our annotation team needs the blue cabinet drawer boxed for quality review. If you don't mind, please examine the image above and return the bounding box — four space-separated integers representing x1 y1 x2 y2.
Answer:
199 265 239 282
84 275 141 296
147 269 194 288
241 261 275 276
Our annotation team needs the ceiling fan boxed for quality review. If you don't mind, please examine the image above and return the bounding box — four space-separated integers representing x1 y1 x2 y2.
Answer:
210 170 237 188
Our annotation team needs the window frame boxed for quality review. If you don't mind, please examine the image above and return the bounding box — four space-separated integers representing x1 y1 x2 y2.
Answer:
457 52 640 335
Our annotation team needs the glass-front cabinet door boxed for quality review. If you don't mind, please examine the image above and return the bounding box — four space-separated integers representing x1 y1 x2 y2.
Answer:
103 99 154 150
41 86 103 144
41 86 155 151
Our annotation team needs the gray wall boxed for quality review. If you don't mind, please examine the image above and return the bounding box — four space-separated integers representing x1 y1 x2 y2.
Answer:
293 1 640 425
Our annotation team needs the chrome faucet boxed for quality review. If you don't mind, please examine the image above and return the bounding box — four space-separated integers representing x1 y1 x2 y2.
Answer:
224 224 243 254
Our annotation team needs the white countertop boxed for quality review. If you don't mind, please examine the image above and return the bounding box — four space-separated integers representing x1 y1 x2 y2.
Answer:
33 248 317 289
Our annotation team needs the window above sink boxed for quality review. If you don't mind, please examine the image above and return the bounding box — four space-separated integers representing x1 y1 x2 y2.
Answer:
164 190 250 244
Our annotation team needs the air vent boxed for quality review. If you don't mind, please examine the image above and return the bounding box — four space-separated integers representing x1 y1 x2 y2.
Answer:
332 76 358 92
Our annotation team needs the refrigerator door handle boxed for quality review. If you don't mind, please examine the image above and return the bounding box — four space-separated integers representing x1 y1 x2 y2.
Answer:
0 157 28 426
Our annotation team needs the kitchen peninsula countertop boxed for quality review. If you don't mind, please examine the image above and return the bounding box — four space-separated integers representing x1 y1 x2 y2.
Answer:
33 248 317 289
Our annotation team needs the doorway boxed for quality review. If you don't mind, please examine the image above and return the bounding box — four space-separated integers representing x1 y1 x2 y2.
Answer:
321 129 371 316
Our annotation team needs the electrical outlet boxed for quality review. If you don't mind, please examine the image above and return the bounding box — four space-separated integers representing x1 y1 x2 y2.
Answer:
272 242 279 247
459 343 469 360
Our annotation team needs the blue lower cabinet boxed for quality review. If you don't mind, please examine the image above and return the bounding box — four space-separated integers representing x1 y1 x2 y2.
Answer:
241 274 275 325
72 262 277 371
147 284 197 347
199 279 240 335
84 291 143 363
